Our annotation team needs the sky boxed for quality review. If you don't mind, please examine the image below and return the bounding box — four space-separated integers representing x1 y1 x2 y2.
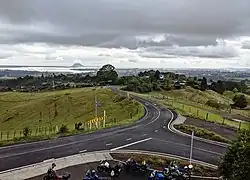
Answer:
0 0 250 69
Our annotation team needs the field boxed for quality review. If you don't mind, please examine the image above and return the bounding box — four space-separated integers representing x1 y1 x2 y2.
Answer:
0 88 144 141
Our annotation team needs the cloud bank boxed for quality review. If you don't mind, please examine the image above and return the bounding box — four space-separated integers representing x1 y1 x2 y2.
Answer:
0 0 249 68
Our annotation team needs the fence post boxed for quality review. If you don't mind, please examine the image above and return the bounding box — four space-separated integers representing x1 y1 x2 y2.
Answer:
20 131 22 137
14 131 16 138
206 113 209 120
189 107 191 113
238 122 242 130
222 118 225 125
197 109 199 117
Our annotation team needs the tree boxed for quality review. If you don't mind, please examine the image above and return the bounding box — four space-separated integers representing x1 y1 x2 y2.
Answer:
232 94 248 109
200 77 208 91
219 130 250 180
215 80 225 94
233 87 239 93
155 70 161 80
96 64 118 83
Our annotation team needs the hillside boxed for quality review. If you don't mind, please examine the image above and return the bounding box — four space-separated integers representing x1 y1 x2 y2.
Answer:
160 86 232 105
0 88 143 132
156 86 250 120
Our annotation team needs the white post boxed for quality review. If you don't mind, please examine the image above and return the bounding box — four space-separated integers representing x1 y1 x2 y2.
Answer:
95 94 98 119
127 92 130 98
190 131 194 165
89 122 92 130
103 110 106 128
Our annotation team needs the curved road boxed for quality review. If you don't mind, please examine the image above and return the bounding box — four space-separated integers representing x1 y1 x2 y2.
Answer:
0 97 227 172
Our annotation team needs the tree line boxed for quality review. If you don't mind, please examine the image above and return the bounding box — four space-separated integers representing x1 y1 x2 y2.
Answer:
0 64 249 109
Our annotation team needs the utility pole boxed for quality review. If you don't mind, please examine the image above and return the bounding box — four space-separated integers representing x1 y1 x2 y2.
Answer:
190 131 194 165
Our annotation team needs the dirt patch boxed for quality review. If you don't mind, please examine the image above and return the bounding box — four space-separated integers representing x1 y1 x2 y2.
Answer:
185 118 237 141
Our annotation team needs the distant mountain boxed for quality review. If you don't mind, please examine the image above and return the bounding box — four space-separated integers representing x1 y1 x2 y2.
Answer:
71 63 84 68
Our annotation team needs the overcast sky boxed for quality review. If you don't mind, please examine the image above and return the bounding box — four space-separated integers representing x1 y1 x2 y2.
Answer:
0 0 250 68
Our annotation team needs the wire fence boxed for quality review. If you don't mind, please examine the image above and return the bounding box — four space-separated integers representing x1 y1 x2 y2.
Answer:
150 95 250 130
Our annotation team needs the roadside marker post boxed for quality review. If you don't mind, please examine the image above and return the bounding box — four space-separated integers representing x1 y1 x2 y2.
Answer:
103 110 106 128
190 131 194 165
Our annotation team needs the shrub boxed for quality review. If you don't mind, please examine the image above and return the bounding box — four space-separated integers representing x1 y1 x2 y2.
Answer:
206 99 221 109
59 124 69 133
23 127 31 137
75 122 83 130
113 95 126 103
232 94 248 109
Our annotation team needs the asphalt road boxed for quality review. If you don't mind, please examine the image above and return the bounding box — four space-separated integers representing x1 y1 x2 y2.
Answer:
0 96 227 172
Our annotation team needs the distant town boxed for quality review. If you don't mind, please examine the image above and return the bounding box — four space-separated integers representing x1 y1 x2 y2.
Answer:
1 63 250 83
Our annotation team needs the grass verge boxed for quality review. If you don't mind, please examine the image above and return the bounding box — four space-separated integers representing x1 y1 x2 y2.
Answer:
174 124 230 143
111 153 219 177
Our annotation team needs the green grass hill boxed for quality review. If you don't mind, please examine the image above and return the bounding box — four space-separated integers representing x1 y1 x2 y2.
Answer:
0 88 144 132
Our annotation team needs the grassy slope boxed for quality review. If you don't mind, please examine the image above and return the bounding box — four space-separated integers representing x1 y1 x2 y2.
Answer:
0 88 144 132
128 87 250 129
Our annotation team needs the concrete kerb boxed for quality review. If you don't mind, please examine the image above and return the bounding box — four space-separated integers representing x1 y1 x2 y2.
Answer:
0 151 113 180
167 111 229 148
0 149 221 180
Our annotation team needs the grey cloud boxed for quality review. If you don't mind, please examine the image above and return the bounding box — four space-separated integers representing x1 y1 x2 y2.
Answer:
141 44 238 59
242 41 250 49
128 59 138 63
0 0 250 46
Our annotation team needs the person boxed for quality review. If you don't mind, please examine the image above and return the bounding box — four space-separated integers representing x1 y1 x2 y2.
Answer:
47 163 57 179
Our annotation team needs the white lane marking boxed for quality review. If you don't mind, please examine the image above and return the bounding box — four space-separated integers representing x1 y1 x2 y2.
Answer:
110 138 152 151
79 149 87 153
145 102 161 126
153 138 223 156
155 130 158 132
126 138 132 141
43 158 55 163
142 134 147 136
166 109 228 147
106 143 113 146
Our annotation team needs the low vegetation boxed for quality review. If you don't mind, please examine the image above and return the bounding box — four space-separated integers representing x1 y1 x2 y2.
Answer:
174 124 230 143
111 153 219 177
219 130 250 180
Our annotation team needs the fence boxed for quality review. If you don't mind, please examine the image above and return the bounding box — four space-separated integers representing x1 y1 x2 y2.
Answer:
0 114 116 142
150 95 250 130
0 126 59 141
